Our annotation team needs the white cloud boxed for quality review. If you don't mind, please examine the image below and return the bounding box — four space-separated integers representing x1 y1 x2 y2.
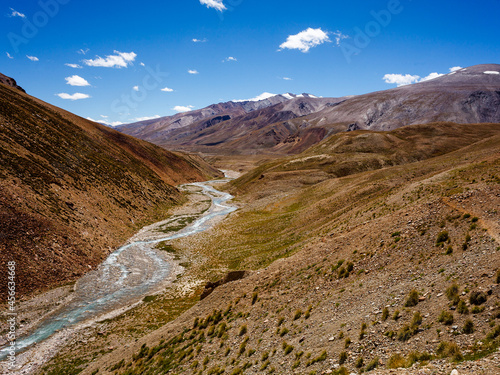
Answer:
383 74 421 87
134 115 161 121
65 75 90 86
77 48 89 55
332 31 349 46
173 105 195 113
279 28 330 53
26 55 39 62
420 72 444 82
384 66 468 87
199 0 226 12
161 87 174 92
86 117 123 126
192 38 207 43
65 63 82 68
133 85 139 91
140 62 145 66
6 52 13 59
100 115 108 118
188 69 199 74
9 8 26 18
57 93 91 100
233 92 277 102
83 51 137 68
222 56 237 63
282 77 293 81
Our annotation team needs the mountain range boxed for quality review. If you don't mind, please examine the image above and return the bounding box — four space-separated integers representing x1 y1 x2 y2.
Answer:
118 64 500 155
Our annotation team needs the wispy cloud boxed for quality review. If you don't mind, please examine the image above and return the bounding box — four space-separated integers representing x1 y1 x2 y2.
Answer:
26 55 39 62
188 69 199 74
140 62 145 66
173 105 194 113
192 38 207 43
332 31 349 46
282 77 293 81
222 56 237 63
65 75 90 86
199 0 226 12
65 63 82 68
57 93 91 100
9 8 26 18
134 115 161 121
133 86 139 91
6 52 13 59
83 51 137 68
77 48 89 55
279 28 330 53
161 87 174 92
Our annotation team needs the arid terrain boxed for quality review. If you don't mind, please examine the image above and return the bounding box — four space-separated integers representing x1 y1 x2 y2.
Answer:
1 67 499 375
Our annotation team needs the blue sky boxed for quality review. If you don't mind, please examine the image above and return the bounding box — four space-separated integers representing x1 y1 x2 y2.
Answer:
1 0 499 125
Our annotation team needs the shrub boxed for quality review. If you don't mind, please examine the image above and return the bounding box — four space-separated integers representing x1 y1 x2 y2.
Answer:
251 292 258 305
412 311 423 327
463 319 474 334
355 357 364 368
239 325 247 336
436 231 449 244
365 357 379 371
293 309 302 320
344 337 351 348
457 299 468 314
387 353 405 369
279 327 289 337
405 290 419 307
393 310 401 320
339 351 348 365
496 269 500 284
438 310 454 325
486 325 500 341
445 246 453 255
470 291 487 305
471 305 485 314
381 307 389 321
446 283 460 305
436 341 462 361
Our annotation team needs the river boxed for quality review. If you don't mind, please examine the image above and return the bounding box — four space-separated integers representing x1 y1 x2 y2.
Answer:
0 175 237 368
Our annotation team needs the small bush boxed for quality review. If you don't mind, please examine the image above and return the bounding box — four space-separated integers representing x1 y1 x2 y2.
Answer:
463 319 474 334
445 246 453 255
355 357 364 368
457 299 469 314
486 325 500 341
293 309 302 320
470 291 487 305
405 290 419 307
436 341 462 361
436 231 449 244
239 325 247 336
471 305 485 314
365 357 379 371
496 269 500 284
393 310 401 320
344 338 351 348
251 292 258 305
381 307 389 321
339 351 348 365
438 310 454 325
446 283 460 305
387 353 405 369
